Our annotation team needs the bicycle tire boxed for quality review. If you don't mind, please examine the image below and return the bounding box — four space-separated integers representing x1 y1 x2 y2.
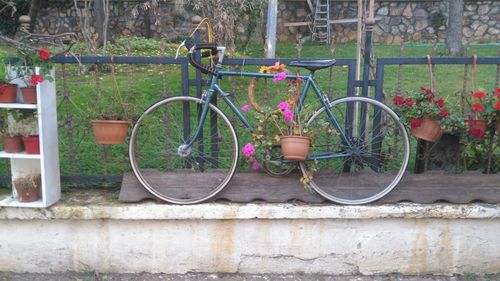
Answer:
299 96 410 204
129 96 239 204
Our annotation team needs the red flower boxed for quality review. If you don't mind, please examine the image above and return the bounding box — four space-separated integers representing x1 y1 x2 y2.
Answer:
410 118 423 129
471 102 484 113
404 98 414 107
435 99 445 108
472 91 486 100
30 74 44 86
439 109 450 118
420 87 433 95
392 95 405 106
38 48 50 60
495 101 500 110
470 128 485 139
495 87 500 94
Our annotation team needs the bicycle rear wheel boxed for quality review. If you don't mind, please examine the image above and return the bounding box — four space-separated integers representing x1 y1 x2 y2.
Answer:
129 96 239 204
300 96 410 204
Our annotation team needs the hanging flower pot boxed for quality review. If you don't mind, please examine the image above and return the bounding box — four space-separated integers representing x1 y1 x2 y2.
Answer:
20 87 37 104
23 135 40 154
280 135 311 161
13 174 41 202
466 119 487 140
0 84 17 103
91 120 130 144
411 118 443 143
3 135 23 153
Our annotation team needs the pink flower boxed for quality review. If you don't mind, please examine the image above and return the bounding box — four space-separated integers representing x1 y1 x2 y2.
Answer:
277 101 289 110
252 160 260 171
241 104 252 112
272 71 287 82
242 143 255 158
404 98 414 107
392 95 405 106
471 102 484 113
472 91 486 100
283 108 293 123
410 118 423 129
439 109 449 118
30 74 44 86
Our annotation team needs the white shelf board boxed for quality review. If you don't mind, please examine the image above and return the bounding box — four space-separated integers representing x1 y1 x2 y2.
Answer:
0 151 41 159
0 195 45 208
0 103 37 109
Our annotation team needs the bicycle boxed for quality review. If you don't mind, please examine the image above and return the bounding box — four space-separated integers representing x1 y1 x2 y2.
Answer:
129 42 410 205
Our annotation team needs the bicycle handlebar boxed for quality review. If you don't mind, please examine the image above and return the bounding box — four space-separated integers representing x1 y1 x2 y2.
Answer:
187 43 219 75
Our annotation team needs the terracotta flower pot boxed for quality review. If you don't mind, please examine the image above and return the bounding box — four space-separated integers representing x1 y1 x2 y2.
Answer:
14 176 41 202
411 118 443 143
466 119 487 140
3 135 23 153
20 87 37 104
280 135 311 161
23 135 40 154
91 120 130 144
0 83 17 103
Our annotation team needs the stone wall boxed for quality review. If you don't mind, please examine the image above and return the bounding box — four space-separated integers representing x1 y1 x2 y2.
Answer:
33 0 500 44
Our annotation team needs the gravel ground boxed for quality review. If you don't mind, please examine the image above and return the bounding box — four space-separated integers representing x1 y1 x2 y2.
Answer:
0 273 499 281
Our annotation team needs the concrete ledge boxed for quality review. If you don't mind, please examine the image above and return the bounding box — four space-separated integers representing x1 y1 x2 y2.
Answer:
1 192 499 275
1 202 499 220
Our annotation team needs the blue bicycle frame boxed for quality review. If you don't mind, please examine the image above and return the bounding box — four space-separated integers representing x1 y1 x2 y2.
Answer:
185 48 354 161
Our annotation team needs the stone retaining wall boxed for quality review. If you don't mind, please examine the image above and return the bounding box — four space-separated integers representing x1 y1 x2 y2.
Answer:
33 0 500 43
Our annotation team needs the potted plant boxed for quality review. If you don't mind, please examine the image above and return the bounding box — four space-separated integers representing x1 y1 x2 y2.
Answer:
11 36 53 104
392 87 451 142
13 174 41 202
89 62 132 144
243 63 314 168
0 109 27 153
18 111 39 154
466 88 499 139
0 55 17 103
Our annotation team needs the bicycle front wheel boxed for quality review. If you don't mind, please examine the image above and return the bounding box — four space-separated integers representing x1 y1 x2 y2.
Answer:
129 96 239 204
300 96 410 204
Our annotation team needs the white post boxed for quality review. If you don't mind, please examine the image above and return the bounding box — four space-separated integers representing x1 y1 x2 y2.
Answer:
265 0 278 58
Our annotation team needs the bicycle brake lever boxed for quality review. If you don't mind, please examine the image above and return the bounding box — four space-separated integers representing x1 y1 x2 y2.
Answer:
175 40 185 59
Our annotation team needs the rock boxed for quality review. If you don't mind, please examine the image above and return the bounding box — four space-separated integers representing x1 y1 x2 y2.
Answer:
471 21 481 30
407 25 415 34
402 4 412 17
475 24 488 36
278 2 286 11
479 16 489 23
377 6 389 16
390 7 402 16
389 17 402 25
377 21 390 33
385 34 393 44
414 8 427 19
415 19 428 31
393 36 403 44
478 5 490 15
488 27 500 35
463 27 474 37
399 24 407 32
391 25 399 35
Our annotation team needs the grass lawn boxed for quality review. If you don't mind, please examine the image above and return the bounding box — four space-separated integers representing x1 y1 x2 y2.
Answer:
1 39 499 182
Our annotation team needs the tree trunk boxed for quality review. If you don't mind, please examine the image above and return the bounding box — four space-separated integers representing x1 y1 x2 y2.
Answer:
94 0 109 46
28 0 42 32
446 0 464 56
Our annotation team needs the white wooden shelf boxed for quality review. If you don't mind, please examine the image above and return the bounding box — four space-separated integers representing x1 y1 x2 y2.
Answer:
0 103 37 109
0 68 61 208
0 151 41 159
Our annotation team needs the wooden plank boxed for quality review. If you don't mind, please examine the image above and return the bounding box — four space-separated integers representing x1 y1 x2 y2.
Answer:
284 18 359 27
120 171 500 204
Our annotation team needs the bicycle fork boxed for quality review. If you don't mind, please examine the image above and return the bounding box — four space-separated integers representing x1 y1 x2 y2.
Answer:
177 89 215 157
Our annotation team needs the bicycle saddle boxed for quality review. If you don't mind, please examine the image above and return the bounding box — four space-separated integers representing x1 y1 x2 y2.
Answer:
289 59 336 72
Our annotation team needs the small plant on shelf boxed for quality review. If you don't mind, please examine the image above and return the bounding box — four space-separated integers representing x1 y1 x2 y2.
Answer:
0 109 33 153
13 174 41 202
392 86 452 142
